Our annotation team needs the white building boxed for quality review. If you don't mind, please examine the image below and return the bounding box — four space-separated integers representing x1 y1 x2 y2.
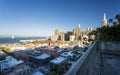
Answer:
51 35 58 41
0 56 24 70
69 35 75 41
50 56 67 64
34 53 51 60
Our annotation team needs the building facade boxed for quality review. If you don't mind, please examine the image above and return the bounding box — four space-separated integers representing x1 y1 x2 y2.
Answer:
74 24 81 40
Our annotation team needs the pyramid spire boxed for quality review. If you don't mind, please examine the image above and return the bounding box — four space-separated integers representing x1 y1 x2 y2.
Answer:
102 13 107 27
104 13 106 20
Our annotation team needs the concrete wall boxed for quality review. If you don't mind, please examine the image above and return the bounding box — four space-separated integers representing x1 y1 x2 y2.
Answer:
99 41 120 75
65 41 120 75
65 41 101 75
99 41 120 51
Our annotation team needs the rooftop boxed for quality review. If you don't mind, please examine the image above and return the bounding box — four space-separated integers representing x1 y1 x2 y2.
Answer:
32 71 44 75
6 64 30 75
0 56 23 70
33 53 51 59
61 51 73 57
44 48 56 51
50 56 66 64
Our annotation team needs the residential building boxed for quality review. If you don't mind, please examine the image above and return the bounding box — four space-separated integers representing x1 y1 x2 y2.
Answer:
29 53 53 66
50 56 68 71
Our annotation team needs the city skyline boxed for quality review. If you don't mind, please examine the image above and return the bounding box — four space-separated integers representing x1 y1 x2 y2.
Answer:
0 0 120 36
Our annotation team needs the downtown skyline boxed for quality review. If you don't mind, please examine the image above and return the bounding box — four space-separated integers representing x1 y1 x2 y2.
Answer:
0 0 120 36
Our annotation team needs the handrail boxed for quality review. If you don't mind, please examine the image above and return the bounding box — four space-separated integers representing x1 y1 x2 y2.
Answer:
65 41 98 75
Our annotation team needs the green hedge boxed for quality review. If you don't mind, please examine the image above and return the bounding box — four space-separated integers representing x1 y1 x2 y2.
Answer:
97 24 120 41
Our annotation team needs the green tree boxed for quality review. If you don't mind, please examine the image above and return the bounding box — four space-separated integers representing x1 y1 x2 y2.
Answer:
108 19 113 25
115 13 120 22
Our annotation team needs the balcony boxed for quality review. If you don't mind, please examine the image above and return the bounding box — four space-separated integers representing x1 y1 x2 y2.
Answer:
65 41 120 75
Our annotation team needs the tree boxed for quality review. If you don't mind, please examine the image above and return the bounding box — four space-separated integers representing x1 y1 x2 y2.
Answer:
108 19 113 25
115 13 120 22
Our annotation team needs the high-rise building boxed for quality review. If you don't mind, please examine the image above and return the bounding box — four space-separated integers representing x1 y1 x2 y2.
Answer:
69 35 75 41
87 27 92 32
55 29 60 35
86 27 93 35
59 32 65 41
75 24 81 40
51 35 58 41
51 29 60 41
102 13 107 27
65 31 73 41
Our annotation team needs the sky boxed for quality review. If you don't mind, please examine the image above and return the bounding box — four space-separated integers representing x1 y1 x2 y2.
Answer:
0 0 120 36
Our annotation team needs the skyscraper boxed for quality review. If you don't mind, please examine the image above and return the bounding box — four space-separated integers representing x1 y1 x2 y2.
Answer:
55 29 60 35
75 24 81 40
51 29 60 41
59 32 65 41
102 13 107 27
65 31 73 41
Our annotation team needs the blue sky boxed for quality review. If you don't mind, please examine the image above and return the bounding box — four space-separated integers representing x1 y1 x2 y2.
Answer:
0 0 120 36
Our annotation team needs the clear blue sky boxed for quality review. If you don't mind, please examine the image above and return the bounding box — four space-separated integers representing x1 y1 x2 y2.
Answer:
0 0 120 36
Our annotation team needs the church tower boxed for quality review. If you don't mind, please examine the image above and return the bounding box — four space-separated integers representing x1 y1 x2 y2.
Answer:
102 13 107 27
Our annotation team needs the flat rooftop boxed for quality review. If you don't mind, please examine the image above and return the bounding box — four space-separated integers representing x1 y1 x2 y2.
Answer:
0 56 23 70
33 53 51 59
50 56 66 64
32 71 44 75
